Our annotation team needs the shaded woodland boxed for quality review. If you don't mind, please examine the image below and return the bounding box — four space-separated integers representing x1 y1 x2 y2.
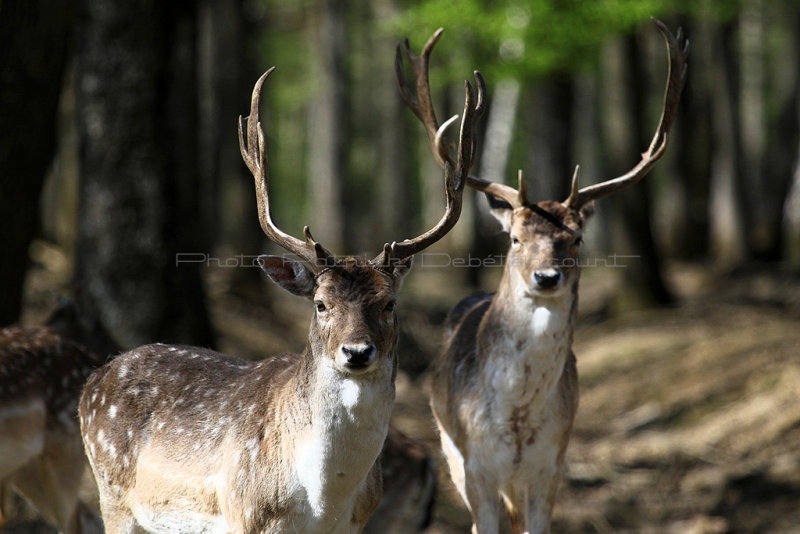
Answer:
3 0 800 343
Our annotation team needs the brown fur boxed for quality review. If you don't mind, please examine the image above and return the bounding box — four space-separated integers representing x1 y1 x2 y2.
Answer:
80 259 409 534
431 199 588 534
0 323 105 534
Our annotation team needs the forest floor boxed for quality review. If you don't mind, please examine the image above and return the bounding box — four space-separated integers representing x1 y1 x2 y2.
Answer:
9 259 800 533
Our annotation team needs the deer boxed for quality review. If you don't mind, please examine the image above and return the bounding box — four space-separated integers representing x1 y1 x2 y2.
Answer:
0 296 116 534
79 36 485 534
396 19 688 534
363 426 437 534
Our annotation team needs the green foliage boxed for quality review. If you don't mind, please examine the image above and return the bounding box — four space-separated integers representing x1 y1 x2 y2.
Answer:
385 0 741 81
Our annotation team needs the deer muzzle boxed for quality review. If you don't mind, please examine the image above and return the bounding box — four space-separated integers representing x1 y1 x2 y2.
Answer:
532 269 563 292
339 341 376 371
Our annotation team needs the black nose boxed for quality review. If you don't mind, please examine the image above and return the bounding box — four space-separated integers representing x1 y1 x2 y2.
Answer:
534 270 562 289
341 343 375 367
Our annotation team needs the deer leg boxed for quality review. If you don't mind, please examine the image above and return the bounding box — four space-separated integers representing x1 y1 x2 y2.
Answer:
499 485 527 534
433 419 469 507
522 493 554 534
463 469 500 534
9 432 88 534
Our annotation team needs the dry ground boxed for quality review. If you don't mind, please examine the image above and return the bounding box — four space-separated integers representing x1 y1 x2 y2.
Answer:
7 260 800 533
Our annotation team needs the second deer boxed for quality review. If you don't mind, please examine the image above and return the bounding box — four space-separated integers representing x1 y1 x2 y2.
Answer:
79 34 484 534
397 19 688 534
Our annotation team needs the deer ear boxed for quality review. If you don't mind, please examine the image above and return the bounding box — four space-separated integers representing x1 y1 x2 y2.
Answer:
579 200 595 222
390 256 413 290
258 255 316 298
484 192 513 233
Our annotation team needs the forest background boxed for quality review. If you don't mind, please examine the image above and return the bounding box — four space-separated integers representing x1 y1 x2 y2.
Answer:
2 0 800 532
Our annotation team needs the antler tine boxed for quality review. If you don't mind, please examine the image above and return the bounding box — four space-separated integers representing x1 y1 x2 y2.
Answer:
564 17 689 210
395 27 451 169
239 68 334 271
374 61 485 266
465 173 526 209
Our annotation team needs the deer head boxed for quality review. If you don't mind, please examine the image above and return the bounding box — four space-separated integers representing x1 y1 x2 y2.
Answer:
468 18 688 298
239 56 485 374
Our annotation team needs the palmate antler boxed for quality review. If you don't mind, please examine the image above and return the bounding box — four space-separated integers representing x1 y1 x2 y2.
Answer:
466 17 689 211
240 29 485 274
239 68 335 272
372 28 487 267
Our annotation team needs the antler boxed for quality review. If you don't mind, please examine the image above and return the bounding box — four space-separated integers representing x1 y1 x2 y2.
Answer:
466 171 529 209
374 28 486 266
239 68 334 272
563 17 689 210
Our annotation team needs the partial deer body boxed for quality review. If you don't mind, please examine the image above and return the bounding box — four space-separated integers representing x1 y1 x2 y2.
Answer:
80 34 483 534
0 306 109 534
410 19 688 534
81 264 396 533
363 426 437 534
430 200 586 534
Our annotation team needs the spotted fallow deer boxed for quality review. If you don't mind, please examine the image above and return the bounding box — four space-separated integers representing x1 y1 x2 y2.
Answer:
398 19 688 534
0 297 116 534
79 39 485 534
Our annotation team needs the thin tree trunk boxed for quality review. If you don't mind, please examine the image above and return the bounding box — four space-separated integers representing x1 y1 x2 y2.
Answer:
709 21 747 264
0 0 76 325
600 35 673 309
75 0 213 348
307 0 348 253
524 75 574 202
201 0 265 297
757 6 800 260
671 17 712 259
470 78 521 287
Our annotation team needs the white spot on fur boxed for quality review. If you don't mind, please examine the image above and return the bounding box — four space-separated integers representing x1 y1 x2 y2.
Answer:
531 306 553 337
109 405 117 418
296 437 327 516
131 502 229 534
340 379 360 410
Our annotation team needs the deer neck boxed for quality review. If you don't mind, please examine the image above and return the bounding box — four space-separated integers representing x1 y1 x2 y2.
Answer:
477 266 579 400
287 338 395 522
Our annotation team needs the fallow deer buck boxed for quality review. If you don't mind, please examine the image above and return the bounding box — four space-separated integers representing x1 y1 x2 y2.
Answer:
0 297 116 534
79 37 485 534
398 19 688 534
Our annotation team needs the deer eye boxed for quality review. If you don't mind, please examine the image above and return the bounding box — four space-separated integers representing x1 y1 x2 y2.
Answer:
315 301 327 313
511 236 521 246
383 300 396 313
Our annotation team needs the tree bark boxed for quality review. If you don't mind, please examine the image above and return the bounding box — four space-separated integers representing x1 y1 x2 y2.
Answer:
524 75 574 203
755 6 800 260
75 0 213 348
671 17 712 259
600 35 673 309
307 0 349 253
709 21 748 264
0 0 76 325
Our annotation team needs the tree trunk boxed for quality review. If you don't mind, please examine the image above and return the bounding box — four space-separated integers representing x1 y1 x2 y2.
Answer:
75 0 213 348
524 75 574 203
0 0 76 325
307 0 349 253
200 0 266 298
671 17 712 259
755 6 800 260
600 35 673 310
709 21 748 264
470 78 521 288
